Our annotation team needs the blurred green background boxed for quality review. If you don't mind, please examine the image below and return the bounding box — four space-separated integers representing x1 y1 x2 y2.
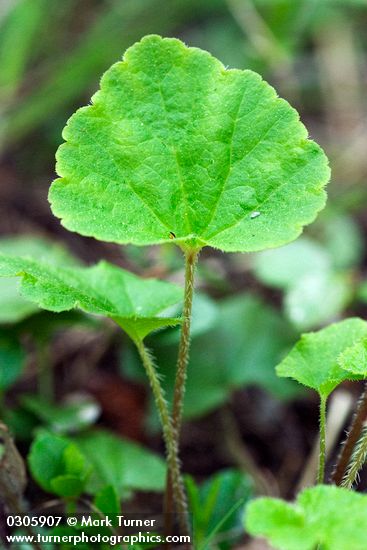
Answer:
1 1 367 547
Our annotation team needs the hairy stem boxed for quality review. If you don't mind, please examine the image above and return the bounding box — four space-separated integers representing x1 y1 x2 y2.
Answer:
164 248 198 540
172 249 198 434
318 395 327 484
341 427 367 488
331 382 367 485
135 341 190 538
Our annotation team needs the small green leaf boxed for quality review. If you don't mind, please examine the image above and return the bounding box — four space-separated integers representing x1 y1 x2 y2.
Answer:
338 338 367 376
49 443 91 498
50 35 329 252
245 485 367 550
0 255 182 341
276 318 367 397
73 429 166 496
50 474 85 498
28 431 90 497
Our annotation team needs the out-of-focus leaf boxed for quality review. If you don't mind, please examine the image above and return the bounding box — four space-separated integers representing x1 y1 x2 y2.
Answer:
0 235 80 266
252 238 331 290
356 280 367 305
157 293 219 345
2 406 39 441
0 0 50 101
94 485 121 516
28 431 90 498
73 429 166 496
276 318 367 398
187 469 252 550
285 271 352 329
320 214 364 270
0 331 26 391
20 394 101 434
245 485 367 550
252 234 355 329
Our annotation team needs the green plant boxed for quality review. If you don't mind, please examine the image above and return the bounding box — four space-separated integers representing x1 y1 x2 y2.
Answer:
0 34 329 538
186 469 252 549
29 429 166 499
245 485 367 550
276 318 367 483
244 319 367 549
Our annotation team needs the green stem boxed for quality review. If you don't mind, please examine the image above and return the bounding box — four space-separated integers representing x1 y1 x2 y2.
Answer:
341 427 367 489
318 395 327 484
172 249 198 435
164 248 198 540
135 340 190 537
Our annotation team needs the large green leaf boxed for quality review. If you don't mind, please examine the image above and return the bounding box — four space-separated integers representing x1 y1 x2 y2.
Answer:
50 35 329 252
276 318 367 398
245 485 367 550
0 255 182 341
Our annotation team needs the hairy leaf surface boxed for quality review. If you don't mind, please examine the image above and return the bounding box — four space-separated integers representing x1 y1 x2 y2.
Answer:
276 318 367 397
0 235 79 323
245 485 367 550
338 337 367 376
0 255 182 341
50 35 329 252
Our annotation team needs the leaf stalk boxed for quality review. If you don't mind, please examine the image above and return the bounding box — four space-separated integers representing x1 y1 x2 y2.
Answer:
135 340 190 537
164 248 198 540
318 395 327 484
